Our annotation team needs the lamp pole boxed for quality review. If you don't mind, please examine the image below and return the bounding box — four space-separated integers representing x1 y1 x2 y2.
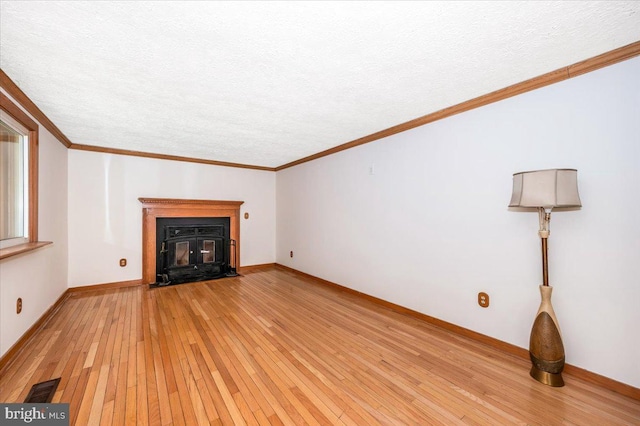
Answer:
539 208 551 287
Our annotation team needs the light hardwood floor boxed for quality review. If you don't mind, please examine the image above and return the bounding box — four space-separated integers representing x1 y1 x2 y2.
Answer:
1 267 638 425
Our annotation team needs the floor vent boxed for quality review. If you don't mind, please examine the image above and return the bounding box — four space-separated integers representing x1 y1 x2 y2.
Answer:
24 378 61 403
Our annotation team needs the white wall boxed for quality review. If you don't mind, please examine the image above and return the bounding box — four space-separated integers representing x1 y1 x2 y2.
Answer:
0 90 69 357
276 57 640 387
67 151 276 287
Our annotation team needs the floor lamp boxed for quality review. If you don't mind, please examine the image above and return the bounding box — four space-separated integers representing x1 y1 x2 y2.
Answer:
509 169 581 387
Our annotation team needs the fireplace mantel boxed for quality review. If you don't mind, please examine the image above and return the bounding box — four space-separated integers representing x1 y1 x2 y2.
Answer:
139 198 244 284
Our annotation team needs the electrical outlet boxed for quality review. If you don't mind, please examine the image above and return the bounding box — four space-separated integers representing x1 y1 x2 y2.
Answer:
17 298 22 314
119 258 127 267
290 251 294 258
478 292 489 308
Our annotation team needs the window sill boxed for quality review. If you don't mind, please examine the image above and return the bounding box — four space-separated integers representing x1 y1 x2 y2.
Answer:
0 241 53 260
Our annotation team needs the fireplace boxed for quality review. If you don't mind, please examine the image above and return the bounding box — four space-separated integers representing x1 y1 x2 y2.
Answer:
156 217 231 285
139 198 243 285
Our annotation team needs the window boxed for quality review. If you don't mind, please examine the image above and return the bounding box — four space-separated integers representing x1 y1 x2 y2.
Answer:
0 93 40 257
1 114 29 246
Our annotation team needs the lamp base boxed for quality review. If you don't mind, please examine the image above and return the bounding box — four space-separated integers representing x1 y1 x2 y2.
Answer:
530 365 564 387
529 285 565 387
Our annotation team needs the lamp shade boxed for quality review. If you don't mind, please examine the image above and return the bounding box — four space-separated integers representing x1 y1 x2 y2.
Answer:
509 169 581 208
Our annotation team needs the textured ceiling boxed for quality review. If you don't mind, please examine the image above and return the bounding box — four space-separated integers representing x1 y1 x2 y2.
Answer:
1 1 639 168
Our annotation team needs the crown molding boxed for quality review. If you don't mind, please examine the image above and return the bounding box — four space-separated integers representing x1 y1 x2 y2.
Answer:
3 41 640 172
0 69 274 171
0 69 73 148
70 143 275 171
275 40 640 171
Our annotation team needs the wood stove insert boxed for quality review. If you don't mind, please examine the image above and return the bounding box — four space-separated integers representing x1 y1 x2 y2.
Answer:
156 217 230 285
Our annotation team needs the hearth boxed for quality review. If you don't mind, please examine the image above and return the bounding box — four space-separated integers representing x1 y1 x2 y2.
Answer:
156 217 232 285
